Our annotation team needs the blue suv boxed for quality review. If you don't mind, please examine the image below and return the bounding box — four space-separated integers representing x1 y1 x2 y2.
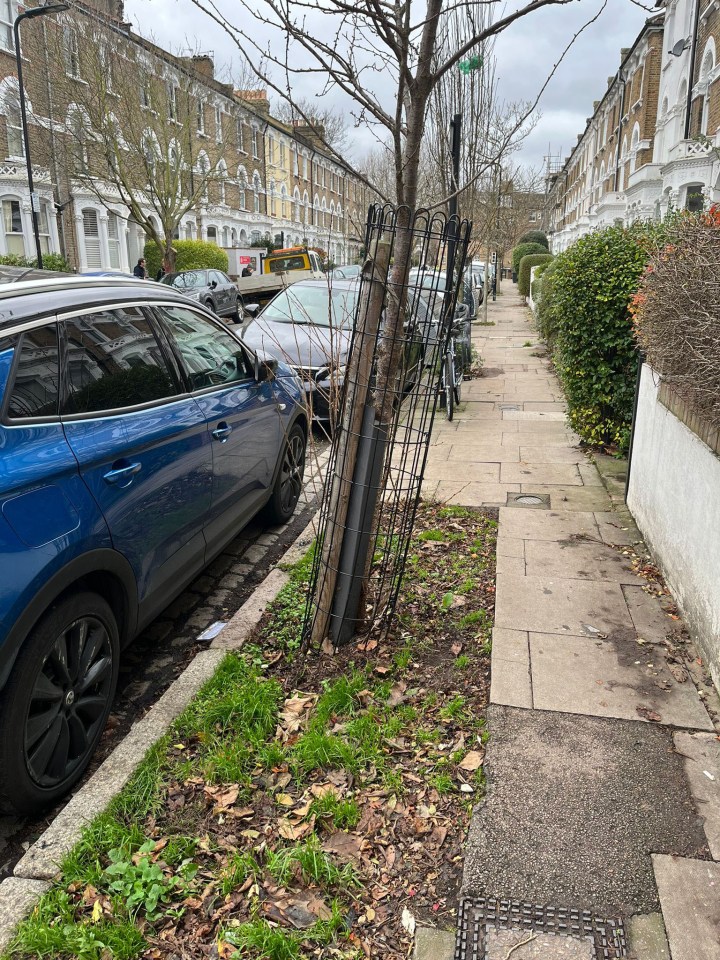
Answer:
0 274 307 814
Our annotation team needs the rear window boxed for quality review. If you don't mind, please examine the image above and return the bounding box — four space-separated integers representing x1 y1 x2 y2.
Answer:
267 255 307 273
262 285 357 328
5 326 60 420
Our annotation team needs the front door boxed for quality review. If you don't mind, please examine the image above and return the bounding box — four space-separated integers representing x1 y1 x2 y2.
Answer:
60 306 212 613
152 304 281 557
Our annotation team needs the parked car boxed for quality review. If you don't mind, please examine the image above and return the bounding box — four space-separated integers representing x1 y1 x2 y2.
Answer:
242 278 424 423
160 268 241 322
0 275 308 814
331 264 361 280
407 268 473 370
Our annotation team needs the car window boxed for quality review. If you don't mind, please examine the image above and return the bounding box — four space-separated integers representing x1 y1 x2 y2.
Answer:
268 255 307 273
62 307 180 416
262 285 357 328
154 305 253 391
210 271 228 286
164 271 206 289
5 326 59 420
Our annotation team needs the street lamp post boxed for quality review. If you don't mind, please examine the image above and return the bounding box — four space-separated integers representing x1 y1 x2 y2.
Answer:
13 2 69 270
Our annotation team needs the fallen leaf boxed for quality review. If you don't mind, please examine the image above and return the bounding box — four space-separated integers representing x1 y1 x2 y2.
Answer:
387 681 408 707
91 900 103 923
275 793 295 806
636 706 662 722
322 832 364 861
204 784 239 809
451 642 463 655
668 662 688 683
458 750 484 772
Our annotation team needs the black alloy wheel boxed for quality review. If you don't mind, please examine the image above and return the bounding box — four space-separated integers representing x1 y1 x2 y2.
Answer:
0 592 119 815
266 424 306 524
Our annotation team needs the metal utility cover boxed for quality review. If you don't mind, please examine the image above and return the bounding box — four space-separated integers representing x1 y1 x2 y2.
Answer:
506 493 551 508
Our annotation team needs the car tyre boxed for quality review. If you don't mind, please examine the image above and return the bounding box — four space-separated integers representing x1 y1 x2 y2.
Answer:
0 592 119 816
265 424 306 525
204 299 217 314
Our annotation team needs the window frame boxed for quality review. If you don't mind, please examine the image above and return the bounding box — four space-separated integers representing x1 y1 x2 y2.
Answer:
56 302 186 421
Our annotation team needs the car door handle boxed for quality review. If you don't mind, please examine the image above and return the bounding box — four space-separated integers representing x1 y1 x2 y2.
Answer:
103 462 142 485
212 422 232 442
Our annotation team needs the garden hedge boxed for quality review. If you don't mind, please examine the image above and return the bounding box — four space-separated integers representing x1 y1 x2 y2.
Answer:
539 222 665 451
0 253 72 272
144 239 228 277
512 241 548 276
518 253 552 298
517 230 549 249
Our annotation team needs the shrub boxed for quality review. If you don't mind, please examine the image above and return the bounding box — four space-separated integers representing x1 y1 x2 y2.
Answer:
543 222 666 451
512 241 548 275
518 253 552 298
517 230 549 248
144 239 228 277
535 259 561 345
0 253 72 272
632 207 720 427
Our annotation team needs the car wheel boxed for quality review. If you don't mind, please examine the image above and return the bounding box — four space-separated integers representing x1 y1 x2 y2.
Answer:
265 424 306 525
204 299 217 314
0 592 119 815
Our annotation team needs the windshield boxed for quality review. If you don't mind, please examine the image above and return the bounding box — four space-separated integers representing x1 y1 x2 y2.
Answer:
162 271 206 289
267 255 308 273
261 285 358 328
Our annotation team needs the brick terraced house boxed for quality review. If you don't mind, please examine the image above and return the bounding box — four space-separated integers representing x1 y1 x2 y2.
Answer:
0 0 370 271
547 0 720 250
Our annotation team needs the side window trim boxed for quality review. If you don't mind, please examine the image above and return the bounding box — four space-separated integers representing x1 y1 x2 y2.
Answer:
2 323 61 425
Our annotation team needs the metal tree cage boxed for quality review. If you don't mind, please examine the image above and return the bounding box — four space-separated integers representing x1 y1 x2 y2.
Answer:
303 202 472 649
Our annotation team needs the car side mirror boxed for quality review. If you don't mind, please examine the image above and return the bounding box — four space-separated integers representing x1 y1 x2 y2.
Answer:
243 303 260 318
454 302 470 321
210 279 217 289
254 355 278 381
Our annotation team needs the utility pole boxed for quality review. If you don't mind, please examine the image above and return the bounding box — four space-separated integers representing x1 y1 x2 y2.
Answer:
13 2 69 270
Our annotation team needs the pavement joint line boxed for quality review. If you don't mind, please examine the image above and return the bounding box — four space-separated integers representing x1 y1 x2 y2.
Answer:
1 494 326 950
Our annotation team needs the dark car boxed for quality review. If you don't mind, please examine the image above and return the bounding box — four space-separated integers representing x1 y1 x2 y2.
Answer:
242 278 424 423
161 268 241 322
0 275 308 814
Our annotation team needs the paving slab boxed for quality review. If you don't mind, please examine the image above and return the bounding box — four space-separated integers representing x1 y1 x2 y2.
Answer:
462 706 709 917
414 927 454 960
495 573 633 638
446 445 520 463
593 512 638 546
502 410 567 421
577 463 604 487
423 461 501 483
490 655 532 708
486 929 594 959
523 537 639 583
518 485 611 511
529 631 713 730
626 913 671 960
518 446 586 464
498 508 599 541
674 732 720 858
652 856 720 960
431 480 520 506
497 537 525 558
495 554 525 576
501 463 583 486
621 584 676 643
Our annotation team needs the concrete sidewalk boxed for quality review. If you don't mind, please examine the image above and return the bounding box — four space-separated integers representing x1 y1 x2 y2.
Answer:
419 294 720 960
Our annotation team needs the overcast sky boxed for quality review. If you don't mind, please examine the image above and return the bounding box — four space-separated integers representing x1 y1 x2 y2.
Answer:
123 0 650 172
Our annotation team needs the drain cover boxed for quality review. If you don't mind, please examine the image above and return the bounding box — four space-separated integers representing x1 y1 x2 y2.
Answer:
506 492 551 509
454 898 628 959
498 403 521 411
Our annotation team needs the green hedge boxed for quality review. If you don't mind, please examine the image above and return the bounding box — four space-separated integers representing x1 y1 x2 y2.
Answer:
144 239 228 277
517 230 548 249
512 241 547 275
540 222 666 451
0 253 72 272
518 253 552 298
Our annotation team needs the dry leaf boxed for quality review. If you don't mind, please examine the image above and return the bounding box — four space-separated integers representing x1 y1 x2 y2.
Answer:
275 793 295 806
458 750 484 772
204 784 239 809
387 682 408 707
636 706 662 722
322 832 363 861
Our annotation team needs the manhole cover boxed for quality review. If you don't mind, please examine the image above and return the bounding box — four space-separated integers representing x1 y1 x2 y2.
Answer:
498 403 521 411
455 898 628 960
506 493 551 509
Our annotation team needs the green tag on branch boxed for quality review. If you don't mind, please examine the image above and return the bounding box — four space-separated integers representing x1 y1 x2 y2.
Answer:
458 55 483 74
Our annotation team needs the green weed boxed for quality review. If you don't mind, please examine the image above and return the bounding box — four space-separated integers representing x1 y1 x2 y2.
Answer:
309 793 360 830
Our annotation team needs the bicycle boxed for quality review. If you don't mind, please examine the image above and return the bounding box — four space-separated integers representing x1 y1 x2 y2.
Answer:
439 307 468 421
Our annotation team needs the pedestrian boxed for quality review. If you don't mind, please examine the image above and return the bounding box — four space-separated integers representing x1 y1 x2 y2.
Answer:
133 257 147 279
241 263 254 278
156 258 170 281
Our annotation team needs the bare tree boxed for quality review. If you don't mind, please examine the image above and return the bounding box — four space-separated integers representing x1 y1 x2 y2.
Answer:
273 97 351 153
42 8 240 270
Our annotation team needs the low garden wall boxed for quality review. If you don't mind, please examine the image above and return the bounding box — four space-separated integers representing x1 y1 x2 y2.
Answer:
628 363 720 691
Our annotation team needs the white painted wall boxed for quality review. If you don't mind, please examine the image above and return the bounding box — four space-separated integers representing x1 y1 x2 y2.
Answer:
628 364 720 691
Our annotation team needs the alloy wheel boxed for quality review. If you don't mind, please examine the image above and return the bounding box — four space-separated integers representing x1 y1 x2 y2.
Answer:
24 616 114 788
280 432 305 513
